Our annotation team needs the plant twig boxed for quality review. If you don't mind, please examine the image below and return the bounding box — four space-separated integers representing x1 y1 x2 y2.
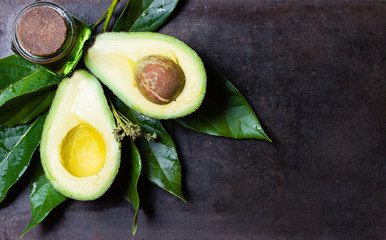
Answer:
102 0 120 32
109 99 157 142
91 9 108 30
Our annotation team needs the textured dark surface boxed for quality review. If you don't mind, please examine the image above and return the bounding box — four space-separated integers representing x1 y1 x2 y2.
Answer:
0 0 385 239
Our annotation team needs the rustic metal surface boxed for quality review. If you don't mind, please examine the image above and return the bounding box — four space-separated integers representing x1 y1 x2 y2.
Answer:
0 0 385 239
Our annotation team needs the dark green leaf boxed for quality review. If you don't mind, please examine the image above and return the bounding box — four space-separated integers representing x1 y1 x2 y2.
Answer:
0 113 47 203
113 0 179 32
0 55 62 126
21 160 67 237
175 64 271 141
161 120 174 138
117 139 142 235
113 98 185 202
0 90 55 127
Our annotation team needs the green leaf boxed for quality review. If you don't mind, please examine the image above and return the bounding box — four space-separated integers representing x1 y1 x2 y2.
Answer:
113 0 179 32
0 55 62 126
0 90 55 127
0 113 47 203
117 139 142 235
161 120 175 138
113 98 185 202
175 64 271 141
21 160 67 237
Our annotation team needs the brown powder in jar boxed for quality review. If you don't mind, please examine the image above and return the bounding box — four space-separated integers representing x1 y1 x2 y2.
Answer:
16 6 67 57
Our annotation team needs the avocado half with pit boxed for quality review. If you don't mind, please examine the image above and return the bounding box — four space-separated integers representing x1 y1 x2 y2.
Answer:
84 32 206 119
40 70 120 200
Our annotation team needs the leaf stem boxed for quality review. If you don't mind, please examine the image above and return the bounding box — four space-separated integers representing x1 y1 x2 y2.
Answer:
102 0 120 32
91 9 108 30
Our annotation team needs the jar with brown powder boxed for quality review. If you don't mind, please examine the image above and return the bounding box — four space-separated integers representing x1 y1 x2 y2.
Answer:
12 1 91 75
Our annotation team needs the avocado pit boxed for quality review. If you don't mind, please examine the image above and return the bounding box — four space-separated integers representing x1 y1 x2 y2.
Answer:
134 55 186 105
84 32 207 119
59 122 106 178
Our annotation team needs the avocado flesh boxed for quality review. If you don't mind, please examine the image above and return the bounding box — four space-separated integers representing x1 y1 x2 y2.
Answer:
84 32 206 119
40 70 120 201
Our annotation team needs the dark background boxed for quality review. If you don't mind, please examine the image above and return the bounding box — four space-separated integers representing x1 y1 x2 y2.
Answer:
0 0 385 239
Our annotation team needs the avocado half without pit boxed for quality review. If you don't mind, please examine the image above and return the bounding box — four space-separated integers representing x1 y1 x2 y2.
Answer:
40 70 120 201
84 32 207 119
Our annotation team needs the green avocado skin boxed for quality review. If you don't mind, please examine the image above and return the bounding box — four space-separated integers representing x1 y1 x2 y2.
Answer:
40 70 120 201
84 32 207 119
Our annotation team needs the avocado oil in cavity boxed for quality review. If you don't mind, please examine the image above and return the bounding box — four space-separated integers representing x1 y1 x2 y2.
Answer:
11 1 91 75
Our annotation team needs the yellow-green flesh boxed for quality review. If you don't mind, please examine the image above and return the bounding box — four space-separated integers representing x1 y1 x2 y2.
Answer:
84 32 206 119
40 70 120 200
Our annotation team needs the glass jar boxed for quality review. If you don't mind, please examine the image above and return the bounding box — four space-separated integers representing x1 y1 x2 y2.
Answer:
11 1 91 75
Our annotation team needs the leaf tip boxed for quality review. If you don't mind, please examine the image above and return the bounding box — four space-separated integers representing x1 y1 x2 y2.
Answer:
254 126 272 143
132 227 137 236
20 227 30 239
179 195 187 204
265 135 273 143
